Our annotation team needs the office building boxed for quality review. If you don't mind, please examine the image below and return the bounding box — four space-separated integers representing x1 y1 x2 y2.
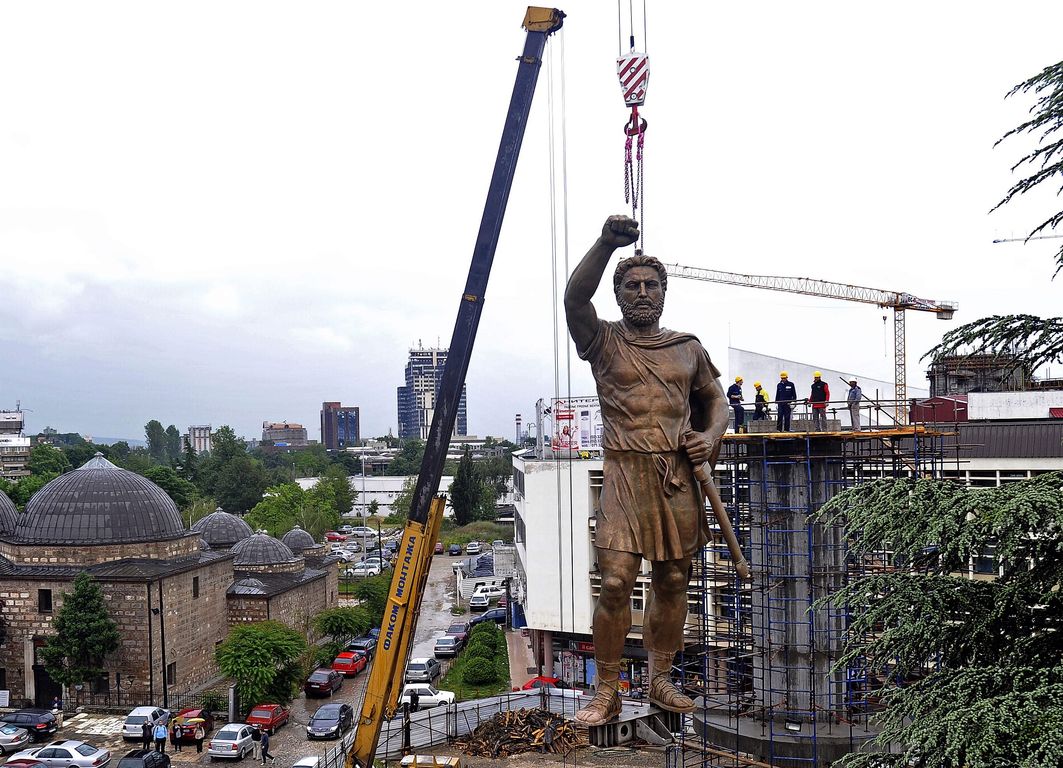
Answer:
320 402 361 451
397 344 467 440
184 425 213 455
261 421 309 447
0 409 31 481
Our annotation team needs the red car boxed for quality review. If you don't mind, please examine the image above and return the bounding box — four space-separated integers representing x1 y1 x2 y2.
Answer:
172 708 215 742
433 542 444 554
324 531 347 542
245 704 289 734
331 651 368 677
304 668 343 696
521 675 570 690
5 761 46 768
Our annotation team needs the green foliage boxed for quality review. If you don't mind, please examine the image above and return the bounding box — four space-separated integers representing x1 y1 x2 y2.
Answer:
29 444 71 476
179 440 198 482
245 482 339 539
450 447 479 526
318 465 356 516
439 637 511 701
208 426 246 463
39 573 120 687
368 499 381 516
5 472 56 510
145 420 168 463
465 642 495 664
141 465 198 510
469 622 502 644
817 472 1063 767
993 60 1063 277
386 440 424 475
352 574 391 625
462 657 498 685
198 690 226 714
922 314 1063 374
215 621 307 709
312 607 372 647
441 521 512 548
212 455 269 514
390 476 416 520
165 425 182 463
184 497 217 527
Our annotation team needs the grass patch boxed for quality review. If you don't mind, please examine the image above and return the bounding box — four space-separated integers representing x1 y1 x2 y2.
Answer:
439 521 512 547
438 646 511 701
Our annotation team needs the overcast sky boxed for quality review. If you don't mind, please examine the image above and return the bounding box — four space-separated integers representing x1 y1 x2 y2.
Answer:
2 2 1061 443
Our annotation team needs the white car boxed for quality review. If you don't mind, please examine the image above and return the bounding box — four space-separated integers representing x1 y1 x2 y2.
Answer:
121 707 170 741
344 562 381 577
469 584 506 609
398 684 455 709
465 541 482 555
9 741 111 768
207 723 255 760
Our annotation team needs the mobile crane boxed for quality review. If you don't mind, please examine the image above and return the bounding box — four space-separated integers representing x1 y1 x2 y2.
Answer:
345 9 566 768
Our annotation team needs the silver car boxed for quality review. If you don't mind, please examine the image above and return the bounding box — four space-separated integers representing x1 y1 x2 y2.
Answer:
207 723 255 760
404 657 442 683
0 724 30 754
121 707 170 741
9 740 111 768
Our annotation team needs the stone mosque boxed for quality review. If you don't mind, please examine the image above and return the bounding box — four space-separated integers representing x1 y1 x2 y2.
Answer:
0 454 338 707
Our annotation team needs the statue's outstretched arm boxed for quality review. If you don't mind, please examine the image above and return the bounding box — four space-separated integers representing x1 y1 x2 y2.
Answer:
565 215 639 352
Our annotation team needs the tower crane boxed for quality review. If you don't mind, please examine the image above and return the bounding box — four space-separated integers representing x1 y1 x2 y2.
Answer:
662 263 959 424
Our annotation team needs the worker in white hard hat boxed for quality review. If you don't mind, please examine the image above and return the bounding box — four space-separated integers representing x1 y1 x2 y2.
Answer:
726 376 745 433
775 372 797 432
807 371 830 431
753 381 769 421
846 379 863 431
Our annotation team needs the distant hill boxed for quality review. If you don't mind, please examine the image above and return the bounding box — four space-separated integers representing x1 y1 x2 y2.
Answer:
91 436 147 448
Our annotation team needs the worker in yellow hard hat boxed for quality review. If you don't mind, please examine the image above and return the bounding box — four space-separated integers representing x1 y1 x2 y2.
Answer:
727 376 745 433
753 381 769 421
776 371 797 431
807 371 830 431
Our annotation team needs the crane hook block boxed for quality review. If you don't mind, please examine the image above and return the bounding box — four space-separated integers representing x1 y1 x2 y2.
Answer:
617 51 650 107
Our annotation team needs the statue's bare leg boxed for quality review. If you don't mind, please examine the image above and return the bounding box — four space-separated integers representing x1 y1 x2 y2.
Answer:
575 548 641 725
643 556 695 713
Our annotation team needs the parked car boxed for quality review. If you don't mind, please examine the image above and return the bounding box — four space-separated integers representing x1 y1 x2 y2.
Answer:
447 544 462 556
304 668 344 696
244 704 289 735
465 541 482 555
332 650 368 677
0 724 31 754
9 740 111 768
347 636 378 660
207 724 255 760
120 707 169 742
346 526 377 538
343 563 381 577
324 531 347 542
337 525 355 534
404 657 443 683
305 703 353 740
445 621 470 643
116 749 170 768
433 635 463 658
398 684 455 709
521 676 571 690
491 540 505 549
0 711 58 742
367 627 381 639
473 584 506 601
433 542 444 554
290 758 318 768
468 607 507 628
171 709 214 743
4 761 46 768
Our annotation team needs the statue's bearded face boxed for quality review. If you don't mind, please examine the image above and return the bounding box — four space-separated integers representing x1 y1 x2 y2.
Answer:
616 265 665 327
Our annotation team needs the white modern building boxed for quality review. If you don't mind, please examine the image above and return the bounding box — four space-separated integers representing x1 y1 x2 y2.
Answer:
295 474 455 517
0 410 31 481
184 424 213 455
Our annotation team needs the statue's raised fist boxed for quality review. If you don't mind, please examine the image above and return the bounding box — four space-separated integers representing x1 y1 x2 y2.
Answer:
600 215 639 248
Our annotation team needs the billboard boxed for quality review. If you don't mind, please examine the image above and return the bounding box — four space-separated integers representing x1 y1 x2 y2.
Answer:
548 397 603 452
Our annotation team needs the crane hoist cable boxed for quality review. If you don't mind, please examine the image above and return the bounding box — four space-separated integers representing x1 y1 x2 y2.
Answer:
616 2 649 250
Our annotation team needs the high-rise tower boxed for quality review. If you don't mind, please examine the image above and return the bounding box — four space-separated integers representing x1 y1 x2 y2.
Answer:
396 344 467 440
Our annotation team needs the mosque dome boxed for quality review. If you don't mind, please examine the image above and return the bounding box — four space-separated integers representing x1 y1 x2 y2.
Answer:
0 491 18 537
15 453 186 544
280 525 317 552
192 507 254 549
231 532 301 568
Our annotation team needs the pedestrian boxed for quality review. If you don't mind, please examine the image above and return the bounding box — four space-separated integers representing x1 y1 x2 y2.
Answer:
753 382 769 421
260 729 275 765
170 722 182 753
141 720 152 752
807 371 830 431
409 688 420 713
250 725 262 760
847 379 863 430
727 376 745 432
153 722 168 753
194 724 206 754
776 372 797 432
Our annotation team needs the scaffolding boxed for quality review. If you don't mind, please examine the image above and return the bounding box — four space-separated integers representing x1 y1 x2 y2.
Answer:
680 426 949 768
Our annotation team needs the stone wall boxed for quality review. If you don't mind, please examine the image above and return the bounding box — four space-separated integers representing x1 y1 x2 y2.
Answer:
0 534 201 566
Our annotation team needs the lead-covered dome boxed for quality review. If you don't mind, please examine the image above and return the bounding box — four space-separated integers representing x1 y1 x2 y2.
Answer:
0 490 18 537
192 507 253 549
280 525 316 552
15 454 186 544
232 532 301 569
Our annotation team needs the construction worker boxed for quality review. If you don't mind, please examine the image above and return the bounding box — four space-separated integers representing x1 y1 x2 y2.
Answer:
727 376 745 432
808 371 830 431
753 382 769 421
847 379 863 430
776 372 797 431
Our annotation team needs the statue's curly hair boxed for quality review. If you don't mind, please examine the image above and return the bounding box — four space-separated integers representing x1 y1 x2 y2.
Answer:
613 252 668 296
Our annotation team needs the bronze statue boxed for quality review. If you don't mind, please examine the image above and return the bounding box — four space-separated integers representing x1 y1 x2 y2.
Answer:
565 215 728 725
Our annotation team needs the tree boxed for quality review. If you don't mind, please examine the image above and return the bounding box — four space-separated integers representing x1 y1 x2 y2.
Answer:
390 476 416 520
213 455 269 514
179 439 198 483
449 447 496 525
6 472 55 510
145 420 168 464
215 621 307 709
993 60 1063 277
312 607 372 649
367 499 380 516
246 483 339 539
39 573 120 690
28 444 71 476
141 465 198 510
818 472 1063 767
184 496 218 528
208 426 246 464
330 452 362 475
317 465 356 517
352 574 391 625
165 425 182 463
386 439 424 475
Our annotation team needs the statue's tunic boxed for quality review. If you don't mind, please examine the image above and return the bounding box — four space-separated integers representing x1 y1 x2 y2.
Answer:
577 319 721 560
